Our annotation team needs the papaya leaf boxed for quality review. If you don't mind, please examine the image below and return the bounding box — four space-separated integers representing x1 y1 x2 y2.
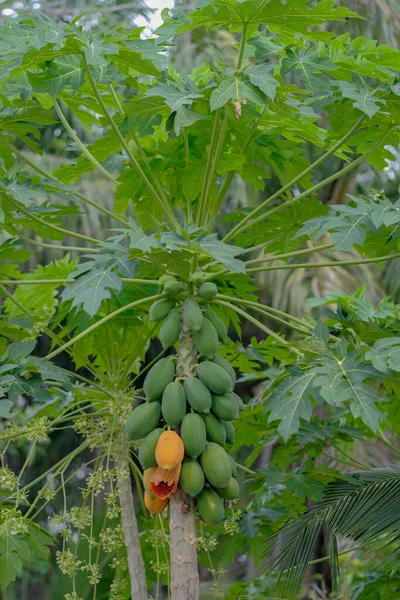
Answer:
0 519 54 587
264 373 317 442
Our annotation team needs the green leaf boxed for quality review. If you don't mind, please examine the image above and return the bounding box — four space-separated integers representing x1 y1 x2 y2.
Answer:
62 247 134 317
5 256 77 325
246 64 279 101
7 341 35 362
295 195 384 251
210 76 265 111
338 81 384 117
146 84 201 111
0 519 53 587
28 55 84 96
0 521 31 587
265 373 317 442
84 39 118 67
311 351 383 431
195 234 245 273
365 338 400 375
175 0 358 47
174 106 204 134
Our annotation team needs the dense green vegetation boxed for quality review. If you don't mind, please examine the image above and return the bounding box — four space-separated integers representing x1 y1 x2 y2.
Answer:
1 1 400 598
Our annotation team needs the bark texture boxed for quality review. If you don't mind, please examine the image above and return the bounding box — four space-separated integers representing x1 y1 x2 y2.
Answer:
117 453 148 600
169 323 199 600
170 488 199 600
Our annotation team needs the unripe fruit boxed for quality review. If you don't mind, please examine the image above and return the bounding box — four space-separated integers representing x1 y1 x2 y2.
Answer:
183 298 203 331
229 454 238 477
158 274 176 286
212 355 236 386
126 403 161 440
196 361 233 395
180 458 205 497
197 282 218 300
205 309 227 343
196 488 224 524
164 279 185 295
222 420 235 444
149 298 176 321
183 377 212 413
189 271 207 286
200 442 232 488
202 412 226 445
161 381 186 429
212 393 239 421
232 391 245 411
193 318 219 358
138 428 163 469
144 358 175 402
181 413 207 458
159 308 181 349
216 477 240 500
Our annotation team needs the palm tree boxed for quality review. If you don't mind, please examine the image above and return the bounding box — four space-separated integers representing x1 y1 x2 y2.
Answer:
267 469 400 599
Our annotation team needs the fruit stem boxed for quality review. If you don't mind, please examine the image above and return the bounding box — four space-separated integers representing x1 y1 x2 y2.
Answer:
235 462 257 475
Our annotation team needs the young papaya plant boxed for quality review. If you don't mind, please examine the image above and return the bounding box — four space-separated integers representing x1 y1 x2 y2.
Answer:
1 1 400 599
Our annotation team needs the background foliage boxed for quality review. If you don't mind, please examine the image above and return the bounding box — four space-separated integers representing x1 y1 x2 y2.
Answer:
1 0 400 599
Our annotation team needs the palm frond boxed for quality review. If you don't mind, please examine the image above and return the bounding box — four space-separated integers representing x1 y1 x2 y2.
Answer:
266 468 400 598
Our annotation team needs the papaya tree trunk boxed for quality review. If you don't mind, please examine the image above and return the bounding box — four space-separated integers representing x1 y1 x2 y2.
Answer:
116 450 148 600
170 324 199 600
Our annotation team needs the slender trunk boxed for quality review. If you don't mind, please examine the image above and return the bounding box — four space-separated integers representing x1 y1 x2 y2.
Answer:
170 489 199 600
117 452 148 600
170 324 199 600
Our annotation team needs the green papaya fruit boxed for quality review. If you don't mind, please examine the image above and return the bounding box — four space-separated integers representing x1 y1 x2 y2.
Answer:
232 391 245 411
212 355 236 386
126 402 161 441
205 309 227 344
229 454 238 477
144 358 175 402
222 420 235 444
202 412 226 445
193 318 219 358
180 458 205 497
164 279 185 295
212 393 239 421
158 274 176 286
196 488 225 524
159 308 181 349
138 428 163 469
196 361 233 395
197 282 218 300
183 298 203 332
200 442 232 488
189 271 206 287
216 477 240 500
183 377 212 414
149 298 176 322
181 413 207 458
161 381 187 429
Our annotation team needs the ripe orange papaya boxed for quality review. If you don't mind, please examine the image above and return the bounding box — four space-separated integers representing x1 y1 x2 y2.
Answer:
144 491 168 515
155 430 184 471
149 464 181 499
143 467 157 499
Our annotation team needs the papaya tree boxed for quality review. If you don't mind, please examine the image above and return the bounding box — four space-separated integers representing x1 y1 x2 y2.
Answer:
1 1 400 599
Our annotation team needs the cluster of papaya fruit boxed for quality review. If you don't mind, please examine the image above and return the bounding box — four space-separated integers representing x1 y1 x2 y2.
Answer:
126 274 244 524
